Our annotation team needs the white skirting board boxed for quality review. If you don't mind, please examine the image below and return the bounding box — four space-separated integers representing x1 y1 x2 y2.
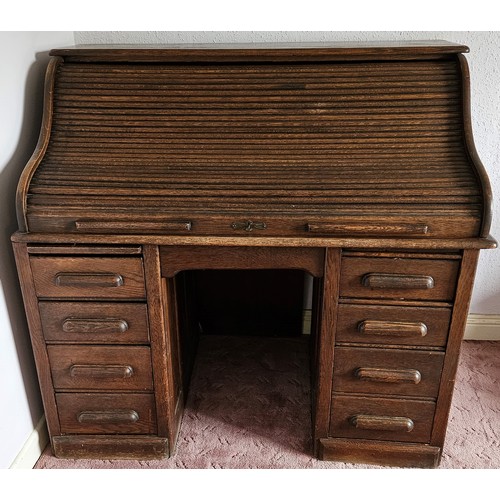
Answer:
9 415 48 469
464 314 500 340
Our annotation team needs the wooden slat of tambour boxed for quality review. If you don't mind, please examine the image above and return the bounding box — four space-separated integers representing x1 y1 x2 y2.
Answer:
50 116 462 127
27 210 481 223
43 151 466 158
28 186 478 199
53 86 459 95
28 198 481 210
35 160 472 168
49 133 462 143
27 193 481 203
53 102 462 114
53 96 460 106
35 164 473 174
26 210 481 221
46 136 464 145
29 189 479 200
31 165 475 174
56 69 460 79
34 171 475 182
31 177 478 188
56 71 460 81
34 171 475 180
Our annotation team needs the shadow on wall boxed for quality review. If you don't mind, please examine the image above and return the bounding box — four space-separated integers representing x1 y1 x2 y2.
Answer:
0 51 51 425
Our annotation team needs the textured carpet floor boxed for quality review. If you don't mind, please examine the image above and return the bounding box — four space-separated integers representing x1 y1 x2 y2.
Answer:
35 337 500 469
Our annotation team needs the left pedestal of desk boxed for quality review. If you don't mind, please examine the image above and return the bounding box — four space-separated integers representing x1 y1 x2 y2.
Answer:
11 240 176 460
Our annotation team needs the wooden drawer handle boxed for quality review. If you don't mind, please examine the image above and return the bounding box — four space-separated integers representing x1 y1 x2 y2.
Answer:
354 367 422 384
75 220 192 232
62 318 129 334
77 410 139 424
349 415 414 433
361 273 434 290
69 364 134 379
55 272 124 288
306 223 429 235
358 320 428 337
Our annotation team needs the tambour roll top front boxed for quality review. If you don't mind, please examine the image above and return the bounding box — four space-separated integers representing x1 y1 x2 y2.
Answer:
16 42 493 242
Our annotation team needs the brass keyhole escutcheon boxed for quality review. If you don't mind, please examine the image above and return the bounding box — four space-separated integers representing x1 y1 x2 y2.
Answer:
231 221 267 232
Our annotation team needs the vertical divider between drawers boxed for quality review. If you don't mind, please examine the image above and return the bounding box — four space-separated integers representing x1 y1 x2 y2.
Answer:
314 248 342 444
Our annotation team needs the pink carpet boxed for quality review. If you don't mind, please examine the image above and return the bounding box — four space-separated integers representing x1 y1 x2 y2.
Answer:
35 337 500 469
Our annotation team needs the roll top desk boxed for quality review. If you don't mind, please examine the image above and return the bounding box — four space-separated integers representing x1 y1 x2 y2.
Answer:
12 41 496 467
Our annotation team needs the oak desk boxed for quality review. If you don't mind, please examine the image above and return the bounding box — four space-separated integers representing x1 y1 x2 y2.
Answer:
12 42 495 467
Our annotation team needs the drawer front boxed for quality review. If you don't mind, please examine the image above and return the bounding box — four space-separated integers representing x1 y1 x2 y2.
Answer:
39 302 149 344
48 346 153 391
330 395 435 443
30 256 145 299
336 304 451 347
340 257 460 301
332 347 444 398
56 393 157 434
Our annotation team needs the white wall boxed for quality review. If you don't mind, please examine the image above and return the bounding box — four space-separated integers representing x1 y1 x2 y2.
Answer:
0 31 74 469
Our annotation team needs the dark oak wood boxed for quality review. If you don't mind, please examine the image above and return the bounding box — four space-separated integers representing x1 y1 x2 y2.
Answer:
27 245 142 255
161 276 185 452
336 304 451 347
52 435 168 459
12 231 497 250
39 302 149 344
431 249 480 448
329 395 436 443
349 414 415 433
18 45 491 242
10 43 495 467
50 41 471 62
319 438 441 468
307 222 430 236
30 256 146 299
12 242 61 436
313 248 341 444
332 347 444 398
160 245 325 278
16 57 62 232
56 393 157 434
458 54 494 238
47 345 153 390
142 245 172 446
340 256 460 301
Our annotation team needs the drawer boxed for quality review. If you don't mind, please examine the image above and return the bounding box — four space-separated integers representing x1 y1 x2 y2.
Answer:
56 393 157 435
332 347 444 398
30 256 145 299
330 395 435 443
336 304 451 347
340 256 460 301
39 302 150 344
47 346 153 391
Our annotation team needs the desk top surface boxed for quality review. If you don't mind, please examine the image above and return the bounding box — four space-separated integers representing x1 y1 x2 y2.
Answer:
49 41 470 62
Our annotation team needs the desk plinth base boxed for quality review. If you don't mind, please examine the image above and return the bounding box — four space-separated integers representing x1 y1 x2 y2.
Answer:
319 438 441 468
52 435 169 460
